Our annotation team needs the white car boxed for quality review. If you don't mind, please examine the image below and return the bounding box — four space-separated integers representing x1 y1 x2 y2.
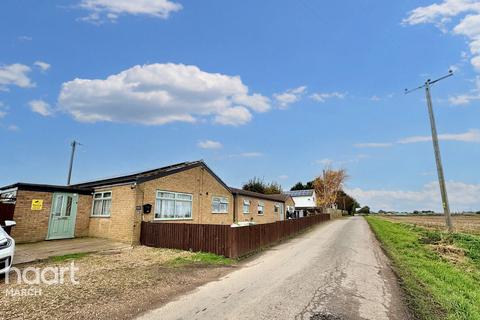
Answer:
0 220 16 275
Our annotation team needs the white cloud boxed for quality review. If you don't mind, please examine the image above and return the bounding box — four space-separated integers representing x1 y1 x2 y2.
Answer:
228 152 263 158
356 129 480 148
398 129 480 144
354 142 394 148
346 181 480 212
7 124 19 131
0 102 6 118
17 36 32 42
449 76 480 105
79 0 183 23
278 175 289 180
315 154 370 167
404 1 480 99
309 92 345 103
273 86 306 109
34 61 51 72
316 158 333 166
370 95 381 101
197 140 222 149
214 106 252 126
0 63 34 90
58 63 269 126
29 100 54 116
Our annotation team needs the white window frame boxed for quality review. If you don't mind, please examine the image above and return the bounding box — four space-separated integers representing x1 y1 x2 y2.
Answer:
212 196 229 214
257 202 265 215
243 199 250 214
91 191 112 217
154 190 193 220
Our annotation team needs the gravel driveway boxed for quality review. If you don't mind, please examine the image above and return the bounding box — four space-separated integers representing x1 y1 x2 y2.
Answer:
0 246 233 320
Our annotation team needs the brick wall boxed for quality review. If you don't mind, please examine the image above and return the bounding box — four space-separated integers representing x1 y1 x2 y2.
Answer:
88 185 136 243
132 166 234 244
11 190 91 243
235 196 285 224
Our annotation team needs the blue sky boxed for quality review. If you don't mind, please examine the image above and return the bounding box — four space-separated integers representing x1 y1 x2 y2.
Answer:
1 0 479 211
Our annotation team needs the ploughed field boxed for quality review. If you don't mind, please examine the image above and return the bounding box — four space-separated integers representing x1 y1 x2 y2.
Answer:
380 214 480 235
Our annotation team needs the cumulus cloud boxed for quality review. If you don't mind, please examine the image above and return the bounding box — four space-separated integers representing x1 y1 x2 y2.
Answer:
309 92 345 103
273 86 307 109
346 181 480 212
404 1 480 101
0 63 34 90
57 63 269 126
34 61 51 72
79 0 183 23
356 129 480 148
29 100 54 116
197 140 222 149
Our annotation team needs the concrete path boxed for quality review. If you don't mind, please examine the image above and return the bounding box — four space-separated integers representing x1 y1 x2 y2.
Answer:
14 237 129 264
137 216 411 320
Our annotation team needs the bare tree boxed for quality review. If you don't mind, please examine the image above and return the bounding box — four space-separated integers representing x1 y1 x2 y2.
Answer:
313 167 348 209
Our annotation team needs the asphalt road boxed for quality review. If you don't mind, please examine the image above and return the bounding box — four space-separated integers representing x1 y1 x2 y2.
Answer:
137 216 411 320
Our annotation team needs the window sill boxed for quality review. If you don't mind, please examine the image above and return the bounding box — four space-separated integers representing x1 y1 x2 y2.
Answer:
257 213 264 216
90 215 111 218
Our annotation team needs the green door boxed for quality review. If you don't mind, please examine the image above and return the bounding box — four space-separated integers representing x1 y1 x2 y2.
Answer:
47 193 78 240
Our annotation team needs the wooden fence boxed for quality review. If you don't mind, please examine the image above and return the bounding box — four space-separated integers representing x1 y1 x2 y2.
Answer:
140 214 330 258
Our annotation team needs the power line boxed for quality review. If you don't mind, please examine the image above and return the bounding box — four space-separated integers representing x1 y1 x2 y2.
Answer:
405 70 454 232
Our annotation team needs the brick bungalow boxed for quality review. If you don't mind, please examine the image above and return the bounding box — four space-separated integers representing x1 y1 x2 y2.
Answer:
0 160 294 245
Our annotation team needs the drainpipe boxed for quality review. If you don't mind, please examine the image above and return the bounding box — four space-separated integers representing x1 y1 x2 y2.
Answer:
232 193 237 223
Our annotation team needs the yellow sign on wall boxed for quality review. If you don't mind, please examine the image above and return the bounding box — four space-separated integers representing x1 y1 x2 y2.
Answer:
31 199 43 210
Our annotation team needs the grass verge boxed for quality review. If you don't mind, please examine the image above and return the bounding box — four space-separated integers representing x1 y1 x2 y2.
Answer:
366 216 480 320
50 252 89 262
167 252 234 267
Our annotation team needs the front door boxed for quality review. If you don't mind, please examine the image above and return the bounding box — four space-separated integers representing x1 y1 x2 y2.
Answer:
47 193 78 240
279 203 285 221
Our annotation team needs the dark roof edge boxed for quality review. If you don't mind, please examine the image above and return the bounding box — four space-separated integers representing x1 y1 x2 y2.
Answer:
230 188 292 203
138 161 231 192
0 183 92 195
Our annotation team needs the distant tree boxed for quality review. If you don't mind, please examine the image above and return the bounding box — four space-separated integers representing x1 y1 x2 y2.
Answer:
264 181 283 195
476 211 480 214
335 190 359 215
357 206 370 214
290 181 314 191
243 177 266 194
243 177 282 194
290 182 306 191
313 168 348 209
413 210 420 214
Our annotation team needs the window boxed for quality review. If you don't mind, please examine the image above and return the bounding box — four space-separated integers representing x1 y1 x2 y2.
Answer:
243 199 250 214
274 204 279 213
155 191 192 220
212 196 229 214
258 202 264 215
92 191 112 217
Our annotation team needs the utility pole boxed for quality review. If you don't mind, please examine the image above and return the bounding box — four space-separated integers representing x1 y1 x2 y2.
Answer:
405 70 454 232
67 140 81 185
